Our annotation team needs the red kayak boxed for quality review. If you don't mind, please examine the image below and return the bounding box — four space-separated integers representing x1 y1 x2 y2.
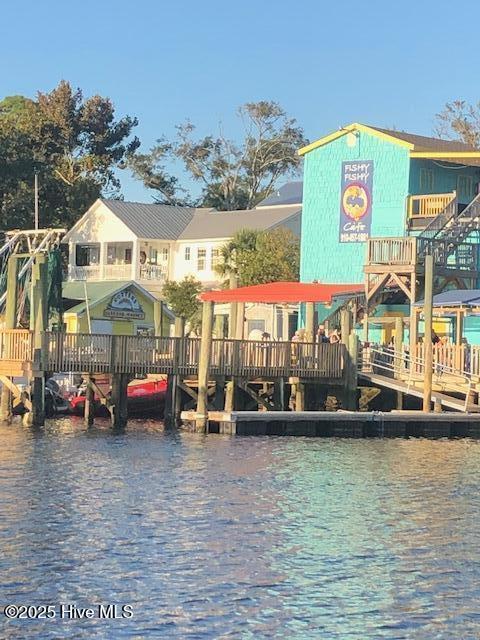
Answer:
69 378 167 417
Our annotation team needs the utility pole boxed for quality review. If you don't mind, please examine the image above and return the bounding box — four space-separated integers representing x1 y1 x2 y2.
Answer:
423 254 434 412
34 172 39 231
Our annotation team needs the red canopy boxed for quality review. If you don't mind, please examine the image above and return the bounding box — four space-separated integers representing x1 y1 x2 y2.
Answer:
201 281 363 304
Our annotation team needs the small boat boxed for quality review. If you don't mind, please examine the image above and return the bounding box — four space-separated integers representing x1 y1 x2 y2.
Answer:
69 377 167 418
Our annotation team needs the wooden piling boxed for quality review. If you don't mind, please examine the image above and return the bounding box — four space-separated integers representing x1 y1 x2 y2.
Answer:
0 255 19 423
111 373 129 428
423 254 434 412
84 376 95 426
23 254 48 427
196 301 214 432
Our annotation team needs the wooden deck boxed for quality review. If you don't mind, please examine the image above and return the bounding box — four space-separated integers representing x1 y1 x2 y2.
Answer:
0 331 347 381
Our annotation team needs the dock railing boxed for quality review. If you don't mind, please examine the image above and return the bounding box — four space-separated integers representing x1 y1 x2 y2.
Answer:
34 332 347 380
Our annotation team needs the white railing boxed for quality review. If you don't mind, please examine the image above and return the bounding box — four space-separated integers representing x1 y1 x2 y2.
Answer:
104 264 134 280
69 265 102 281
139 264 167 281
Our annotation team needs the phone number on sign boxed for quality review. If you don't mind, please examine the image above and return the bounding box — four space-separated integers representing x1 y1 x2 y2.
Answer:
3 604 133 620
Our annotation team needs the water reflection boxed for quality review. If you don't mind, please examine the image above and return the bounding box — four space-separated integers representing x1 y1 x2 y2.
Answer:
1 420 480 638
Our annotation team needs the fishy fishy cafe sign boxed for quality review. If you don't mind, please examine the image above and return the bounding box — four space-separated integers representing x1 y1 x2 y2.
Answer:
339 161 373 242
104 289 145 320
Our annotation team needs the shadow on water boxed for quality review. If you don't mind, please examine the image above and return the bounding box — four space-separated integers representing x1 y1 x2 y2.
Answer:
1 418 480 638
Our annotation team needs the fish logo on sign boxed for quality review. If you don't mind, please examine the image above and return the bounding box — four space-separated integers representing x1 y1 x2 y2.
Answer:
342 184 370 221
339 160 373 243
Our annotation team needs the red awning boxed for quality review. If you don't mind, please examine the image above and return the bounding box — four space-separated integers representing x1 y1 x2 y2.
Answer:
200 281 363 304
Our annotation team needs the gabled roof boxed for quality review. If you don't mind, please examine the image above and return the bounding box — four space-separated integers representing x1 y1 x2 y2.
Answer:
101 200 196 240
201 281 363 304
63 198 301 243
298 122 480 160
63 280 157 316
367 126 477 152
256 181 303 207
178 205 301 240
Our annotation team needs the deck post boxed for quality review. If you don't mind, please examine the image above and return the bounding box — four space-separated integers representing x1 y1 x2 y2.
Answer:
214 314 225 338
305 302 315 342
111 373 129 428
196 301 214 432
84 375 95 426
0 255 19 423
235 302 245 340
174 316 185 338
340 309 352 343
409 273 418 366
423 254 434 412
394 316 404 378
154 300 163 336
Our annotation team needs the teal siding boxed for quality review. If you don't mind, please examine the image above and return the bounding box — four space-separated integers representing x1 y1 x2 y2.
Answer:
300 131 410 284
409 159 480 204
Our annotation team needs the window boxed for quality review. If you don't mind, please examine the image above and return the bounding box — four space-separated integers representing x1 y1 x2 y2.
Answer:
149 248 158 265
211 248 220 270
419 168 434 192
106 243 132 265
161 247 169 262
457 175 474 201
184 247 191 261
197 248 206 271
75 244 100 266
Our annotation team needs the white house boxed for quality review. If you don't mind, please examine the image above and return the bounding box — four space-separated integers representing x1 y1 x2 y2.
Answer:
62 187 302 299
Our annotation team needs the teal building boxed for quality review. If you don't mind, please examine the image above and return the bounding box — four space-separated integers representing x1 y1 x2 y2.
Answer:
299 123 480 341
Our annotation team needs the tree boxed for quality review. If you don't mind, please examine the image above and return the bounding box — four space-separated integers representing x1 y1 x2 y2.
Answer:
215 228 300 287
435 100 480 148
0 80 139 230
162 276 202 327
130 101 307 209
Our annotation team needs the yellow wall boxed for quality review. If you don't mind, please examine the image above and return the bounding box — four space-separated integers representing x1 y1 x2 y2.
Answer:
65 287 156 335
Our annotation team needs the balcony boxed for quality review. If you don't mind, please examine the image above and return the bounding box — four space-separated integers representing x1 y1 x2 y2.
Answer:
407 192 456 230
69 264 133 281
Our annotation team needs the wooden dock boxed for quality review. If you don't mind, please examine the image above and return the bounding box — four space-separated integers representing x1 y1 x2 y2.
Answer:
181 410 480 438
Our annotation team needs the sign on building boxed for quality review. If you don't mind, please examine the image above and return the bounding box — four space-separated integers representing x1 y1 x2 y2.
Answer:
339 161 373 242
104 289 145 320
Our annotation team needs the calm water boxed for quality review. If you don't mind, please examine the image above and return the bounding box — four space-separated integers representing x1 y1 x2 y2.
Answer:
1 420 480 639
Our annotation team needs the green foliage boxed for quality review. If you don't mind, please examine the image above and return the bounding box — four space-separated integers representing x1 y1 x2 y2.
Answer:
162 276 202 322
0 80 139 230
129 100 307 210
215 227 300 286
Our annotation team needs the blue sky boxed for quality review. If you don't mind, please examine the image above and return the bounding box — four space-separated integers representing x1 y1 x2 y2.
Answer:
1 0 478 202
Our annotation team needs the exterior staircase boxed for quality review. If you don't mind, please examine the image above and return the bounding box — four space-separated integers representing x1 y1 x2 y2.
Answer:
417 192 480 268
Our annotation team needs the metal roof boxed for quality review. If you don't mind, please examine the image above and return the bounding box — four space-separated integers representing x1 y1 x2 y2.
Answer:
179 205 301 240
367 126 478 152
256 181 303 207
63 280 157 315
101 199 195 240
415 289 480 308
201 281 363 303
